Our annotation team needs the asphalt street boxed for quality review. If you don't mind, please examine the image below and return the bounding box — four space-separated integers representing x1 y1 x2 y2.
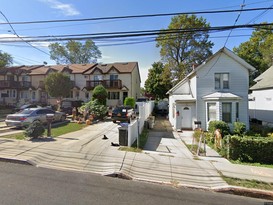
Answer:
0 161 267 205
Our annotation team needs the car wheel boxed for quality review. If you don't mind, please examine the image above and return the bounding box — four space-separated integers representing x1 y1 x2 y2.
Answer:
113 120 116 123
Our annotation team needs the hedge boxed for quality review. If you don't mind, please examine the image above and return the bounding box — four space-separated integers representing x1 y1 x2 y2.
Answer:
230 136 273 164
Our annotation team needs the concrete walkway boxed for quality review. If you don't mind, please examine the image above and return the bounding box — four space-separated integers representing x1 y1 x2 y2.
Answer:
0 117 272 193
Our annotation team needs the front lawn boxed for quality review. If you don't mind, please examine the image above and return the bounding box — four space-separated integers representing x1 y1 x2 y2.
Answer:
1 122 86 140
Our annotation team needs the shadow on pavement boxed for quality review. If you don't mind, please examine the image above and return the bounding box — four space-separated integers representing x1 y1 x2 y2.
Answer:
144 115 175 152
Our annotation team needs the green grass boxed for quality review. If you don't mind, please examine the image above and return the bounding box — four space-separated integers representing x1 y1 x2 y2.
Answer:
50 122 86 137
119 128 149 152
223 176 273 191
230 160 273 169
185 144 205 155
1 122 86 140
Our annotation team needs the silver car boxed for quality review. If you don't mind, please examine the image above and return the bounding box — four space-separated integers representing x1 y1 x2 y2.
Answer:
5 108 66 128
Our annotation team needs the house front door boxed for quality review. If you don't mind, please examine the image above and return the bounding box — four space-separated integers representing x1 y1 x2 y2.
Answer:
181 107 192 129
123 92 128 104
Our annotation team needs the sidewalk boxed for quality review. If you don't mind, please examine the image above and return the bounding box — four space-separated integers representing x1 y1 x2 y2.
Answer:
0 117 272 195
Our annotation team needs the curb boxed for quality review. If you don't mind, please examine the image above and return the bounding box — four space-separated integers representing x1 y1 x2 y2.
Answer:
0 157 273 200
214 186 273 200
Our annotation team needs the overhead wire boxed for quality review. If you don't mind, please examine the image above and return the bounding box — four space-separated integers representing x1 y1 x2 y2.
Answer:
0 10 50 56
0 7 273 26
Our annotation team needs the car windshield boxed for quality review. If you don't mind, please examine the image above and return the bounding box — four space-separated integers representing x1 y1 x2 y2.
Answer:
19 109 34 115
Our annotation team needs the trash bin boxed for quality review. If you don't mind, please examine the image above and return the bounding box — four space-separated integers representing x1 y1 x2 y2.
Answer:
118 127 128 146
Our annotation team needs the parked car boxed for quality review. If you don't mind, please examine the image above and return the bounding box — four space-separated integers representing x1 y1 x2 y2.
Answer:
5 108 66 128
14 104 42 113
60 100 83 115
111 106 135 123
156 100 169 116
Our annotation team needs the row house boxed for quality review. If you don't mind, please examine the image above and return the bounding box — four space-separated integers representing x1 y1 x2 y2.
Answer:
0 62 141 107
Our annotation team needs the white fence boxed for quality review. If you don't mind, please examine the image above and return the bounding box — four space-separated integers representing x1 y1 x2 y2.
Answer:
127 101 154 147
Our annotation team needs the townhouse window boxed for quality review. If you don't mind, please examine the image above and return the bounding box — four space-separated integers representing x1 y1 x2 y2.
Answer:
85 92 89 99
108 92 120 100
222 102 232 123
110 74 118 80
207 103 216 122
94 75 102 81
12 90 16 98
215 73 229 89
7 75 14 81
32 91 36 100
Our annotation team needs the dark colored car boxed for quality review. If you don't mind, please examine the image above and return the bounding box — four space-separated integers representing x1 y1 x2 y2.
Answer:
60 100 83 115
111 106 135 123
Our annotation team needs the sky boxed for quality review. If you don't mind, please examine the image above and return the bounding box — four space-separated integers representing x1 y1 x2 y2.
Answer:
0 0 273 86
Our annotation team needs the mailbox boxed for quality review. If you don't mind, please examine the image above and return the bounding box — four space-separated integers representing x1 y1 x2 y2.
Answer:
46 114 54 123
46 114 54 137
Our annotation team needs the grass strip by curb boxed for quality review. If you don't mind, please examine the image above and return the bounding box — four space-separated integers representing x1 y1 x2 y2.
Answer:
119 129 149 152
222 176 273 191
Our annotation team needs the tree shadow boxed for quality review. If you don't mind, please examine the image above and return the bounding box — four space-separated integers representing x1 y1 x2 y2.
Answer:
29 137 56 143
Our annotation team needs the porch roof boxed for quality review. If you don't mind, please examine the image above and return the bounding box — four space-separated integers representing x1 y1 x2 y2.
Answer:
202 92 242 100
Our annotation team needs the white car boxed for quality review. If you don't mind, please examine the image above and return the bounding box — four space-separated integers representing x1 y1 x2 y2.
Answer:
5 108 66 128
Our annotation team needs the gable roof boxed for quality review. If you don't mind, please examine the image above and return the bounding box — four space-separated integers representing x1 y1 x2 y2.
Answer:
167 47 256 94
250 65 273 90
84 62 138 74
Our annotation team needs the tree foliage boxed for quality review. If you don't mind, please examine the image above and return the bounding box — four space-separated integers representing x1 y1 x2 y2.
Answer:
156 14 213 83
92 85 107 105
144 62 172 100
0 51 13 67
124 97 135 108
48 40 101 64
44 72 72 99
233 24 273 85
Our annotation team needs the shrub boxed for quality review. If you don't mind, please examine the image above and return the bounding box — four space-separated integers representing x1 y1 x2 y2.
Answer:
233 121 246 136
24 121 45 139
92 85 107 105
208 120 230 136
229 135 273 164
87 99 108 120
124 97 135 108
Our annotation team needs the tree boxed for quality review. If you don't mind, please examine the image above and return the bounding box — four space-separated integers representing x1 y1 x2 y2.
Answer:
144 62 172 100
233 24 273 85
48 40 101 64
124 97 135 108
0 51 12 67
92 85 107 105
44 72 72 100
156 14 213 83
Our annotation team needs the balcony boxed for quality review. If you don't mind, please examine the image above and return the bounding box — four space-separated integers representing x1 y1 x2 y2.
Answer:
0 80 31 89
86 80 122 90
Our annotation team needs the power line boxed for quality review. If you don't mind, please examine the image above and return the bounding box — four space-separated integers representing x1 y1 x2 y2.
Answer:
0 7 273 25
0 10 50 56
0 22 271 43
224 0 246 46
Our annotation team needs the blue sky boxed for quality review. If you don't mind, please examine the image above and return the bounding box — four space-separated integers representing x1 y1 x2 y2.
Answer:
0 0 273 86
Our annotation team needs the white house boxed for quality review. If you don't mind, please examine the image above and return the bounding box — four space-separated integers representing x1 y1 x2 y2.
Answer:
167 47 256 131
249 65 273 124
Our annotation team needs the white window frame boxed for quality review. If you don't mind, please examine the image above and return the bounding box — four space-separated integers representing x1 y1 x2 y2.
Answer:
215 73 229 90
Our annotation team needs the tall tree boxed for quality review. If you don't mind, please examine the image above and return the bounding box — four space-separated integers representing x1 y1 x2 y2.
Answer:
44 72 72 100
145 62 172 100
0 51 12 67
156 14 213 83
233 24 273 84
49 40 101 64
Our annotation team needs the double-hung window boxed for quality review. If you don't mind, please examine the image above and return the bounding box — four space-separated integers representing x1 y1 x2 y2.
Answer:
222 102 232 123
215 73 229 89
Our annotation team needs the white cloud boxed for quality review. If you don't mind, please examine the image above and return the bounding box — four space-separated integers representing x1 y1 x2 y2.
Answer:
0 33 50 48
39 0 80 16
